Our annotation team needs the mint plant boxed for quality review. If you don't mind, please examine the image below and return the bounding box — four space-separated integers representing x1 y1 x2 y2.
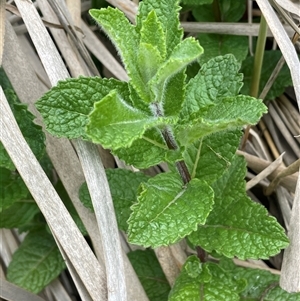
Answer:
33 0 293 298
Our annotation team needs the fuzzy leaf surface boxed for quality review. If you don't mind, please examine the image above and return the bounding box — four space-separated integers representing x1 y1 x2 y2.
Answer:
7 229 65 293
90 8 151 102
180 54 243 119
189 156 289 259
163 71 186 117
198 34 248 64
137 11 166 84
138 43 162 86
169 256 240 301
86 90 176 149
79 169 149 231
128 173 214 248
140 11 166 58
113 128 168 169
36 77 127 139
128 249 170 301
0 201 40 229
150 37 203 102
136 0 183 56
177 95 267 146
241 50 293 100
0 168 30 211
183 129 242 185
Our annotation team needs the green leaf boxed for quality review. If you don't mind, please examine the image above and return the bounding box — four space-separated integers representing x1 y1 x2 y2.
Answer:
177 95 267 146
18 214 46 234
89 8 151 102
140 11 166 57
139 10 166 61
188 155 289 259
128 82 152 114
198 34 248 64
183 129 242 185
128 249 170 301
113 128 168 169
86 90 176 149
36 77 127 139
168 257 211 301
106 169 149 231
1 90 45 170
192 0 246 22
150 37 203 102
0 168 30 211
79 182 93 211
219 258 300 300
7 229 65 293
240 50 293 100
0 143 15 170
169 256 241 301
264 287 300 301
0 67 13 90
79 169 149 231
198 265 241 301
219 0 246 22
128 172 214 248
138 43 163 85
207 261 247 294
0 200 40 229
13 102 45 161
236 268 288 300
136 0 183 56
180 54 244 119
163 71 186 117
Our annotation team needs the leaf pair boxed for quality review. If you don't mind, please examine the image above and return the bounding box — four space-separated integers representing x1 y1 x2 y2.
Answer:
168 255 300 301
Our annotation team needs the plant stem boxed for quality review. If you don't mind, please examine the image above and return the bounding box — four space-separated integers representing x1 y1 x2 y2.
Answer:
152 102 191 185
250 15 268 98
161 128 191 185
196 246 208 263
242 14 268 149
212 0 222 22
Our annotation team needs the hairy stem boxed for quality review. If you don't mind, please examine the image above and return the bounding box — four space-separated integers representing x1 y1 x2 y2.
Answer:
152 102 191 185
161 128 191 185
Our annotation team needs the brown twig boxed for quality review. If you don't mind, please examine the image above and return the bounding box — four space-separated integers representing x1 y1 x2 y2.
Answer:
265 158 300 195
